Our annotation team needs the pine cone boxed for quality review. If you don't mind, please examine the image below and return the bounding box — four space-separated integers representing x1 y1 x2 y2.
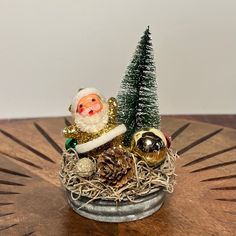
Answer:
97 147 134 188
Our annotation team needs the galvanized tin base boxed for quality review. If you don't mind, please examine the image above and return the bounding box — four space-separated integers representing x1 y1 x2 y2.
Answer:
66 189 166 223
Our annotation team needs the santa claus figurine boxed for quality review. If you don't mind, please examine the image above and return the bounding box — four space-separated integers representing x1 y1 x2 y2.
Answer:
63 88 127 154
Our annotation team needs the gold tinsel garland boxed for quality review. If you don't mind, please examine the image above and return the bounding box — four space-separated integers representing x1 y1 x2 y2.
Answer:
59 148 177 204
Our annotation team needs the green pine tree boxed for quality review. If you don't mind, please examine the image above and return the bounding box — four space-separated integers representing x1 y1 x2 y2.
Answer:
117 26 160 146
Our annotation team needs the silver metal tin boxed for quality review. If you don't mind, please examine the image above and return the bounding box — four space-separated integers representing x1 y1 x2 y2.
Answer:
66 189 166 222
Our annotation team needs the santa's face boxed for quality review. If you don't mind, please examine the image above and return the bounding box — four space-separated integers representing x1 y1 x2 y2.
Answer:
74 93 109 133
77 94 103 117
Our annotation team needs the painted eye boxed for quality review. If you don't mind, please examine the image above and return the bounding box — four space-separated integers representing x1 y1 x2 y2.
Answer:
79 104 83 108
92 98 96 102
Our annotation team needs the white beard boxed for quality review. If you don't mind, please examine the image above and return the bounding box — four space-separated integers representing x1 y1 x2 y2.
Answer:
74 105 109 133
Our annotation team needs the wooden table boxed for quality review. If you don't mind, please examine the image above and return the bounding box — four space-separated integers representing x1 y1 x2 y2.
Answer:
0 115 235 236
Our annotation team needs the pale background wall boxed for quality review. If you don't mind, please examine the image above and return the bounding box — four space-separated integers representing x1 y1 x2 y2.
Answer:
0 0 235 119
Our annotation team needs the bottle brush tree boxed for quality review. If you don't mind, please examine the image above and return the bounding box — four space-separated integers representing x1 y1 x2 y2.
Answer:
117 26 160 146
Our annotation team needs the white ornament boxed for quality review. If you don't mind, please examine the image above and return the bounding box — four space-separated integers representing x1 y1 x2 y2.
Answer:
76 158 95 178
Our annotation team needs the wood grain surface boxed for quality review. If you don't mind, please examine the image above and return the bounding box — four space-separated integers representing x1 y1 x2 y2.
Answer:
0 116 235 236
168 115 236 129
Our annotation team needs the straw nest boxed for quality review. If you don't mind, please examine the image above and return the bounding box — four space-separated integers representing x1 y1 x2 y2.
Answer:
60 147 177 204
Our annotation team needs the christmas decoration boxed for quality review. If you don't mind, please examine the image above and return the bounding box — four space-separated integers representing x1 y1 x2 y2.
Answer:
60 27 177 223
117 26 160 146
97 147 134 188
60 147 177 222
63 88 126 154
65 138 77 150
131 128 167 167
75 158 96 178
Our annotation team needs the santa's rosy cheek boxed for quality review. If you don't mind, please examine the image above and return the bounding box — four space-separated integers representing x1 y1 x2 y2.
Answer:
93 103 102 111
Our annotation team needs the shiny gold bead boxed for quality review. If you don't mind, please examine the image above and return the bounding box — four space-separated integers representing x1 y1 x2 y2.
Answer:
131 128 167 167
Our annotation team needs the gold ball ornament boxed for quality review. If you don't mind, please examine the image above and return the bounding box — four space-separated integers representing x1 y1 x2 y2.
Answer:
131 128 168 167
75 158 96 178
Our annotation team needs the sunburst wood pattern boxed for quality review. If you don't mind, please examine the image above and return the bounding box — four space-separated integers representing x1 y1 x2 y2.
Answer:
0 117 235 235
